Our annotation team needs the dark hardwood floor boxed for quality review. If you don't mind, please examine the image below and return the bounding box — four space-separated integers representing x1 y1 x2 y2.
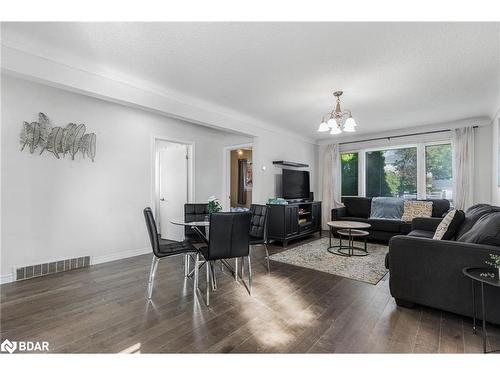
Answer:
1 234 499 353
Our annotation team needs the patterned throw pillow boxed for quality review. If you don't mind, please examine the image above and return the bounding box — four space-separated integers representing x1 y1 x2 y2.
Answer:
401 201 433 222
433 209 465 240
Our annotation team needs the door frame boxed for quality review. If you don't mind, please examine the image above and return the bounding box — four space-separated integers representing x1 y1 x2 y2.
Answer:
151 136 195 232
222 142 253 211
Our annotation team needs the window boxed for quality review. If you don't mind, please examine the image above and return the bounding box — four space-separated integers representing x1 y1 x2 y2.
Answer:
341 152 358 196
425 143 453 200
365 147 417 198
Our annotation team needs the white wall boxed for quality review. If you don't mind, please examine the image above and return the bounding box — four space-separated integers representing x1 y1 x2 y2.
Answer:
492 107 500 205
0 74 252 280
252 133 318 204
317 117 494 205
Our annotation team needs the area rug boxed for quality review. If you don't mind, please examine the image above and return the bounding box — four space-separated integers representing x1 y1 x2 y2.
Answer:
269 237 389 285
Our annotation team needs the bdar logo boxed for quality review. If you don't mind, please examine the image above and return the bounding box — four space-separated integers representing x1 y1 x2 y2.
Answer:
1 339 17 354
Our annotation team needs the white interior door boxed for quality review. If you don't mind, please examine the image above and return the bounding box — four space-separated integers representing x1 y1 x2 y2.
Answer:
158 142 188 241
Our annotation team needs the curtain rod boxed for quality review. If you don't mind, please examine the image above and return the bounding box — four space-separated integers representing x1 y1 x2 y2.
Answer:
339 126 479 146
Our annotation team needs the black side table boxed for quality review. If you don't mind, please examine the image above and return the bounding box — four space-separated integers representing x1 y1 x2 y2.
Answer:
462 267 500 354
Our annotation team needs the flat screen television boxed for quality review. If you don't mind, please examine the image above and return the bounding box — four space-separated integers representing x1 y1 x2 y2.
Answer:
282 169 310 200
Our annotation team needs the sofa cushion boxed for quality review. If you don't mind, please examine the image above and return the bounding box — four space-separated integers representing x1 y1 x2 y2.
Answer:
401 201 433 222
370 197 404 220
367 218 401 233
338 217 369 223
425 199 451 218
407 229 435 239
456 204 500 239
400 222 412 234
457 212 500 246
433 210 465 240
342 197 372 219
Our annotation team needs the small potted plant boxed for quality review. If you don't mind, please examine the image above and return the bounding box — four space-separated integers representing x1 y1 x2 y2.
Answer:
207 196 222 216
485 254 500 280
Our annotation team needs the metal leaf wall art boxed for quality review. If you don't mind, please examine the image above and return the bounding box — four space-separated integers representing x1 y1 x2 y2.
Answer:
20 113 96 162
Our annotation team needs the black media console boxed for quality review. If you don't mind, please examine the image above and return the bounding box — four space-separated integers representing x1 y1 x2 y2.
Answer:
266 201 322 247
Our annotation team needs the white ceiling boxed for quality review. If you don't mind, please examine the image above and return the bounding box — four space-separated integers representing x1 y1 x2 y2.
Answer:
2 22 499 141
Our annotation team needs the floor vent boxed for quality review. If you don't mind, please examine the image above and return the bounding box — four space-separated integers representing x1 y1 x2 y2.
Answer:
15 256 90 281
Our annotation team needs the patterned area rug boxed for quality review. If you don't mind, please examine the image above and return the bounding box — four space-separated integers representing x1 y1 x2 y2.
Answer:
269 237 389 285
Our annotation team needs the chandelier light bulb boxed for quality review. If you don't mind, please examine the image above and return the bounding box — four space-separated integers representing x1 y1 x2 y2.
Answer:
317 121 329 132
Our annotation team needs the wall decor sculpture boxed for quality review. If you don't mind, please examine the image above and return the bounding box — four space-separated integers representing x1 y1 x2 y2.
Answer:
20 113 96 161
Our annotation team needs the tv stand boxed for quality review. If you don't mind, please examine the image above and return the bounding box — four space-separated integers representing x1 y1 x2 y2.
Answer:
267 201 322 247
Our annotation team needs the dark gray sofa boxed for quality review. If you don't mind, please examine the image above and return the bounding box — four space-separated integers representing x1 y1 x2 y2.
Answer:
387 204 500 325
331 197 450 242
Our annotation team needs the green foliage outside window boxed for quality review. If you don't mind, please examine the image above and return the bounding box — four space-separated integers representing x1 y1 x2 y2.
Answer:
365 148 417 198
341 152 358 196
426 144 453 199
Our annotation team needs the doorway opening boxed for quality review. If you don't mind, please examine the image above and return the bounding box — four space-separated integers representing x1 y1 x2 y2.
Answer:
154 138 193 241
225 145 253 211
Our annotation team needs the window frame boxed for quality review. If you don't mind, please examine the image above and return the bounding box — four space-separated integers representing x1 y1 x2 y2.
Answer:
339 141 453 201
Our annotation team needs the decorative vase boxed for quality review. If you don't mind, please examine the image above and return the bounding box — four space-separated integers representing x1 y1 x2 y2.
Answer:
495 267 500 281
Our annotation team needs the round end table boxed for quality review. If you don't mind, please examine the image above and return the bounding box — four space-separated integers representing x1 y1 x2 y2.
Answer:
327 221 371 257
462 267 500 354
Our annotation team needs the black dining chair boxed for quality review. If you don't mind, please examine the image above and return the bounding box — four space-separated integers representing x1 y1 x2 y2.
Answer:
249 204 271 273
184 203 209 243
193 211 252 306
143 207 198 299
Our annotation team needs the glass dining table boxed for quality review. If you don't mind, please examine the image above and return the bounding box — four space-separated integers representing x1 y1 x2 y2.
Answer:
170 217 210 240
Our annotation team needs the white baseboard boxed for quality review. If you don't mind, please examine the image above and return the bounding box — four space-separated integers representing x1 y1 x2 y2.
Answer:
91 247 151 266
0 273 14 285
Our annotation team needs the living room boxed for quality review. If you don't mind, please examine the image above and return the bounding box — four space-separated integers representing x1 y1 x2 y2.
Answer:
1 1 499 374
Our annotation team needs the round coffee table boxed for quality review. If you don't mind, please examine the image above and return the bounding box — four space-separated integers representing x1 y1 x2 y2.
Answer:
327 221 371 257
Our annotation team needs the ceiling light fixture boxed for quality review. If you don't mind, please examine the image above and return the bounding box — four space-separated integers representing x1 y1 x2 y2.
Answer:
317 91 357 134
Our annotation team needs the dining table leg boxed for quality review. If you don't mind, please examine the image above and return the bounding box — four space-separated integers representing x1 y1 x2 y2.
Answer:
234 258 238 281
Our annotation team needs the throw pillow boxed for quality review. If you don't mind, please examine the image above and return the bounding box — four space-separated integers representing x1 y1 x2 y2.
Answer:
433 209 465 240
369 197 404 220
457 211 500 246
401 201 433 222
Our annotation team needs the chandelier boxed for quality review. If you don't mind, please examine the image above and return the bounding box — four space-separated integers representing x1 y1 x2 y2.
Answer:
317 91 357 134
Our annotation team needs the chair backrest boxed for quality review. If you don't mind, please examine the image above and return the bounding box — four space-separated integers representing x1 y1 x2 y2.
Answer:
249 204 269 241
143 207 161 257
184 203 209 239
207 212 252 260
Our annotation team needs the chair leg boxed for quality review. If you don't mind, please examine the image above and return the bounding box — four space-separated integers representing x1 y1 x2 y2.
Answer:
264 243 270 273
147 256 159 299
184 254 190 277
205 261 210 306
247 255 252 295
193 253 199 293
241 257 245 279
210 261 217 291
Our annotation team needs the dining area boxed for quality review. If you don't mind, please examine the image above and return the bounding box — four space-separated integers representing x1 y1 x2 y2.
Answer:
143 203 270 306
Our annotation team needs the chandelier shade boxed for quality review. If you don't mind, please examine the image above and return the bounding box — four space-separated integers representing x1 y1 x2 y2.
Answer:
327 118 337 129
317 120 329 132
317 91 357 135
330 126 342 135
343 117 357 132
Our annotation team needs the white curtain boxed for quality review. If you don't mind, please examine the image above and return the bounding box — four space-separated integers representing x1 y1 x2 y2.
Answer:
453 126 475 210
322 143 343 229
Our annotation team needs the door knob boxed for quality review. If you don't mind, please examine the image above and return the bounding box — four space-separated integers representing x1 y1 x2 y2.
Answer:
160 198 166 201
